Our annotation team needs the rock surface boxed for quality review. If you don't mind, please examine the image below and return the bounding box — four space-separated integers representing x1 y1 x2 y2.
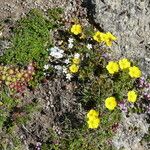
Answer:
0 0 86 23
87 0 150 75
0 0 66 21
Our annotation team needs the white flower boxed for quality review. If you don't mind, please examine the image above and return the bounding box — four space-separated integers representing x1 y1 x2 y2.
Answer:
68 38 74 43
63 67 68 74
68 43 73 48
51 52 63 59
74 53 80 58
64 59 70 64
87 44 92 49
66 73 72 80
44 64 49 70
54 65 62 71
68 38 74 48
49 46 64 59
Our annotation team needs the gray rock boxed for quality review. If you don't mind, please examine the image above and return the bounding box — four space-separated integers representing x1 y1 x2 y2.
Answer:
86 0 150 75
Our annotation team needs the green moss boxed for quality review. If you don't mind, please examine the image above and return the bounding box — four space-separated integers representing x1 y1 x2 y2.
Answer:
1 9 50 66
0 8 63 85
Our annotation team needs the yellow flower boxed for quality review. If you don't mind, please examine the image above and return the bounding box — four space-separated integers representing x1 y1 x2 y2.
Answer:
119 58 131 70
71 24 82 35
72 58 80 65
105 97 117 110
69 64 79 73
87 117 100 129
106 61 119 74
87 109 100 129
102 32 117 47
128 90 137 102
87 109 99 119
93 31 105 43
129 66 141 78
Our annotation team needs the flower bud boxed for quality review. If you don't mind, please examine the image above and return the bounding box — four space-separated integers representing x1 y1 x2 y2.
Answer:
8 69 14 75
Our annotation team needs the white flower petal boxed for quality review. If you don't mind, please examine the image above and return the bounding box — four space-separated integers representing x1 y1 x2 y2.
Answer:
44 64 49 70
63 67 67 73
59 50 64 53
64 59 70 64
54 65 62 70
74 53 80 58
66 73 72 80
50 51 64 59
87 44 92 49
68 38 74 43
68 43 73 48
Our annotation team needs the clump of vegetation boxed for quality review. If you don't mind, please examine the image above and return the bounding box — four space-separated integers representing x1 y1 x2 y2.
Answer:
0 8 149 150
1 9 49 66
0 89 40 150
42 20 149 149
0 87 40 127
0 8 63 85
0 63 35 93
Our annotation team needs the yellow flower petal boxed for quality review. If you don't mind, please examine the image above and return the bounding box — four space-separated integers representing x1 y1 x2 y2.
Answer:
106 32 117 41
87 109 99 119
102 32 117 47
93 31 105 43
87 117 100 129
72 58 80 65
105 39 113 47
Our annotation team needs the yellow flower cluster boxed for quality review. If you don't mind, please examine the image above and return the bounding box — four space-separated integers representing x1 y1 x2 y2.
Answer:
87 109 100 129
69 54 80 73
105 90 138 111
106 58 142 78
70 25 117 47
93 31 117 47
87 91 137 129
71 24 82 35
